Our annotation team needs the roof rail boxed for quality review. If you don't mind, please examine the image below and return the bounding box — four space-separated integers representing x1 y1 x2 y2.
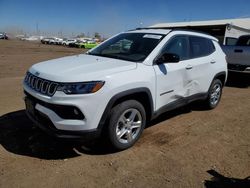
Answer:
128 27 214 37
128 27 171 31
151 27 213 36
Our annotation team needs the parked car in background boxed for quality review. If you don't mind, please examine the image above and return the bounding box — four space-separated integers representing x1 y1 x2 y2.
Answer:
68 39 91 48
47 38 56 44
222 35 250 72
21 36 42 41
0 33 8 40
23 29 227 150
62 39 77 46
16 35 27 40
41 37 63 45
78 40 98 49
54 37 63 45
41 38 52 44
57 38 67 45
68 39 83 48
61 38 67 45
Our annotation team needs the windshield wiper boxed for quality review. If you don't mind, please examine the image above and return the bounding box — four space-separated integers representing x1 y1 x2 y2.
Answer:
88 52 120 59
87 52 139 62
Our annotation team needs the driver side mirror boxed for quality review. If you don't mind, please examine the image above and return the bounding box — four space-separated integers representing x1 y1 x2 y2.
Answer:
155 53 180 64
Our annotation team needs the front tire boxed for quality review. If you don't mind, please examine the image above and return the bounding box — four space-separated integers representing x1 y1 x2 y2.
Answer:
107 100 146 150
205 79 223 109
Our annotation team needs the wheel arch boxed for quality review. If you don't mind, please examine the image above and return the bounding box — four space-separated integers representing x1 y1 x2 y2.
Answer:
97 88 154 130
213 71 227 86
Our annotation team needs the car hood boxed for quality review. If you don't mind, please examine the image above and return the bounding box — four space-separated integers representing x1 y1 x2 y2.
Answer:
29 54 137 82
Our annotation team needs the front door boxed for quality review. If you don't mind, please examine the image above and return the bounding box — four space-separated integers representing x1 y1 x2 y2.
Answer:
154 35 191 110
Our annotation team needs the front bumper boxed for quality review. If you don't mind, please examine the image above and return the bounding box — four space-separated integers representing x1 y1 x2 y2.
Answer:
23 86 106 139
23 78 109 131
24 93 101 139
26 109 101 139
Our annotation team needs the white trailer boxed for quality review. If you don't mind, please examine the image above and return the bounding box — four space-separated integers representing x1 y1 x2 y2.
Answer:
150 18 250 45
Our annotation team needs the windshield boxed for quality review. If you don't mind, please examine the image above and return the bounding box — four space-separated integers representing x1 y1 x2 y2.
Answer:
88 33 165 62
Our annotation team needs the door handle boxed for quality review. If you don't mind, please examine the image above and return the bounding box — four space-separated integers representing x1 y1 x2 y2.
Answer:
210 60 216 64
234 49 243 53
186 65 193 70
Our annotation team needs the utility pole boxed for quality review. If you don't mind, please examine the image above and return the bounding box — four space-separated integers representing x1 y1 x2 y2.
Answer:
36 22 39 35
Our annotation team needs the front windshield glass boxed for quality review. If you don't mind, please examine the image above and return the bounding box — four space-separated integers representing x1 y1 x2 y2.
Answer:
88 33 165 62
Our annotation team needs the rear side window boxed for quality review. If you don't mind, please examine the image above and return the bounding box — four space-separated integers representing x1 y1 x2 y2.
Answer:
189 36 215 58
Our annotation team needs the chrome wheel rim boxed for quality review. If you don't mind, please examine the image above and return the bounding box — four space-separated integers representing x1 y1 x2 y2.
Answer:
210 83 221 106
115 108 142 144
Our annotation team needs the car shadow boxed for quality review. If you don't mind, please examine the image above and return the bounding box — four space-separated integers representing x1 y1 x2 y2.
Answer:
0 104 208 159
204 169 250 188
147 105 193 128
226 71 250 88
0 110 117 159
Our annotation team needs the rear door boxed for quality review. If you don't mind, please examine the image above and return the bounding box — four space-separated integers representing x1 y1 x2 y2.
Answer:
183 36 217 96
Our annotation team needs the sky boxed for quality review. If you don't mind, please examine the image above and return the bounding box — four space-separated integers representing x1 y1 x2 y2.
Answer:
0 0 250 37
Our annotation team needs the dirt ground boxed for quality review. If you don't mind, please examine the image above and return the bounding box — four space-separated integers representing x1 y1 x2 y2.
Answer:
0 40 250 188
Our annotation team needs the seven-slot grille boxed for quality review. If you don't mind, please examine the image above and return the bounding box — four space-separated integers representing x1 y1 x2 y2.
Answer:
24 72 59 96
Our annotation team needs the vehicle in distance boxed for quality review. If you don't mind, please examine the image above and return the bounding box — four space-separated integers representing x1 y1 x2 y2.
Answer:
41 38 53 44
68 39 98 49
23 29 227 150
41 37 63 45
78 40 98 49
68 39 84 48
0 32 8 40
62 39 77 46
222 35 250 72
53 37 63 45
21 36 42 41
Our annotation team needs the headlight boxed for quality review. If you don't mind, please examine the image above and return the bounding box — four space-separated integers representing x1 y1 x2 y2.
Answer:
57 81 105 94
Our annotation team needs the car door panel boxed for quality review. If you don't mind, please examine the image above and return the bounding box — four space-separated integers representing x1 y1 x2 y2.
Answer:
153 62 187 110
154 35 191 110
186 36 218 95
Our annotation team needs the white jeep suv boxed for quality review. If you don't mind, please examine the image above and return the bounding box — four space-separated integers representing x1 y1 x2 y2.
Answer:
23 29 227 150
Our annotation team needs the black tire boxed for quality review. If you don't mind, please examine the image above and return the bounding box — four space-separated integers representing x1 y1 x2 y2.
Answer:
107 100 146 150
204 79 223 109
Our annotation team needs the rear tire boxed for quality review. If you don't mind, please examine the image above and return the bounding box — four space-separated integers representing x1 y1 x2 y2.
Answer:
107 100 146 150
204 79 223 109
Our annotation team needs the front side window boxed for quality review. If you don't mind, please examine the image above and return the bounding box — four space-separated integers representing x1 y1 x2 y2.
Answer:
88 33 165 62
160 35 189 61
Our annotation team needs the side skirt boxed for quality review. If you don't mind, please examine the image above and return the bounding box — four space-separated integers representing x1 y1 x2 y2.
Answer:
151 93 208 120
